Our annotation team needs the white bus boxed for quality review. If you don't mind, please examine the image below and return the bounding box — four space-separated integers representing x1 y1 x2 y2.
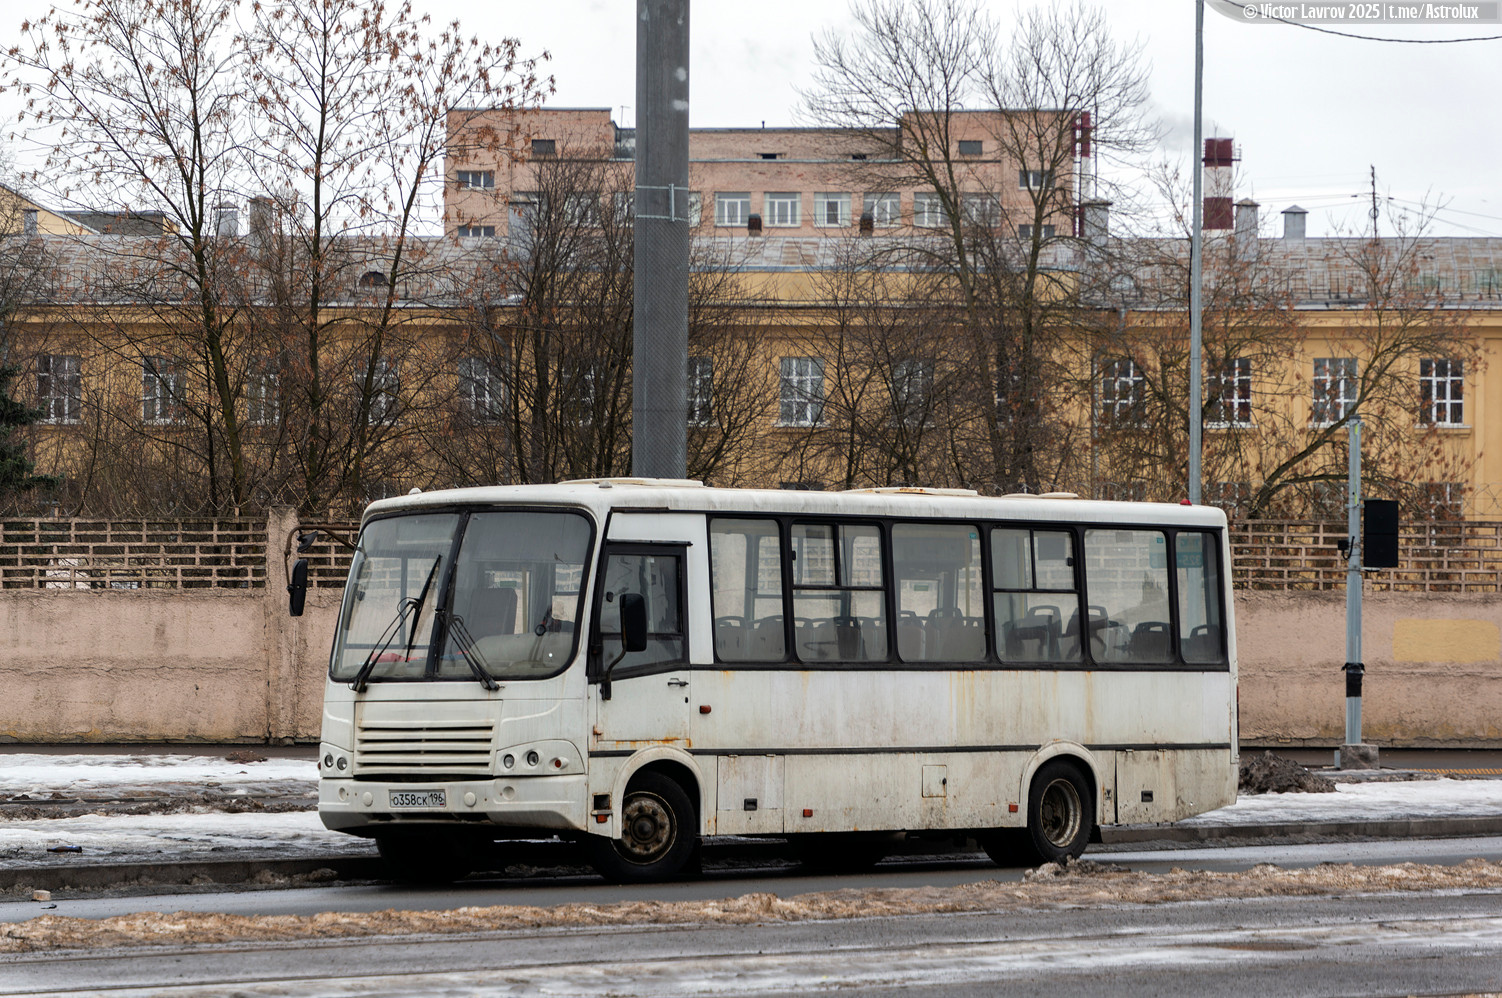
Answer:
303 479 1237 882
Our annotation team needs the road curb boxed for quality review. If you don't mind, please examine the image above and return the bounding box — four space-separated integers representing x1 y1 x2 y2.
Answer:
7 817 1502 893
1103 815 1502 844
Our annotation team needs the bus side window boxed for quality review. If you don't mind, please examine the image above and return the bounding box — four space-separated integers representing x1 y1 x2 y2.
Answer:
790 522 887 664
709 519 786 662
1083 529 1172 665
1176 532 1225 664
991 527 1080 664
597 551 685 673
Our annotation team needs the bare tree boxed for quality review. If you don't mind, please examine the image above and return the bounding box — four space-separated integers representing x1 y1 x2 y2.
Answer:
803 0 1153 491
7 0 261 510
1088 189 1478 518
428 149 771 488
242 0 550 509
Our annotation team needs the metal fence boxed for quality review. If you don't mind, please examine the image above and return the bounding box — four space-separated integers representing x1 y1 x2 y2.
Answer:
3 514 1498 593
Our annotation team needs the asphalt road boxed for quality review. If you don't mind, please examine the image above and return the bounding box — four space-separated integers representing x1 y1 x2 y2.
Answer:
6 888 1502 996
5 836 1502 996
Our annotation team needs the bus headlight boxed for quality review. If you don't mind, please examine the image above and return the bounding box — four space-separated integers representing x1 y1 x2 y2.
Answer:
502 753 515 769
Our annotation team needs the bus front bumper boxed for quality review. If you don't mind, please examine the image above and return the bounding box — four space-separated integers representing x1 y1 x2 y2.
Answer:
318 775 589 834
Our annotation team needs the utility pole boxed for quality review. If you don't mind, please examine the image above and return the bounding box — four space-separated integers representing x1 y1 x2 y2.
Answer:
631 0 691 479
1187 0 1205 505
1338 416 1378 770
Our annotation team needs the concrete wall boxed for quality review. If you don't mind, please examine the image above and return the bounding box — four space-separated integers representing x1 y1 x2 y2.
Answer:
0 514 341 745
1236 591 1502 748
2 554 1498 746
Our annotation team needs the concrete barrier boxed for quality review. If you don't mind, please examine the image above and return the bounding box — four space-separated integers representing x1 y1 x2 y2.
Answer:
1 523 1498 745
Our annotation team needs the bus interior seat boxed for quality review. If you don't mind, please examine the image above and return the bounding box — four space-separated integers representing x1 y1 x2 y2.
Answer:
714 617 746 659
1184 623 1221 661
1129 620 1170 661
467 585 517 640
1006 605 1060 661
897 611 925 661
928 607 984 661
748 615 785 661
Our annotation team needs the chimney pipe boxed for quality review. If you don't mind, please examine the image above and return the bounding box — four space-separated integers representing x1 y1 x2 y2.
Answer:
1080 199 1111 248
214 204 238 237
1281 204 1307 241
1234 198 1259 260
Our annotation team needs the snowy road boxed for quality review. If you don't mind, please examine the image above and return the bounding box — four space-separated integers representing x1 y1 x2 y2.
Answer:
6 887 1502 997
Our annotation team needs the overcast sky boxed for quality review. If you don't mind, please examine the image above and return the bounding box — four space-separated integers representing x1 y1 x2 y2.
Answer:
5 1 1499 237
424 0 1502 238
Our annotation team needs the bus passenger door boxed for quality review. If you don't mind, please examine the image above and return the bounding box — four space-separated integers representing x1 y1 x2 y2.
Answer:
591 544 691 747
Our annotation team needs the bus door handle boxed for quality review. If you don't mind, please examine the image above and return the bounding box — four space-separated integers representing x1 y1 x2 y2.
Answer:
667 678 689 687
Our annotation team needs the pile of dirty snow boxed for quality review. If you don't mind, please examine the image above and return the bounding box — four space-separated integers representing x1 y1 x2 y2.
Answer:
1238 752 1337 795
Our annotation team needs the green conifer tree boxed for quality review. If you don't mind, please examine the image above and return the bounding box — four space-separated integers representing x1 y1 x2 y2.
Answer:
0 363 55 495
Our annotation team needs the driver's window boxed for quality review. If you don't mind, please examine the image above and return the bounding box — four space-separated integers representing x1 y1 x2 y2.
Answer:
597 550 685 674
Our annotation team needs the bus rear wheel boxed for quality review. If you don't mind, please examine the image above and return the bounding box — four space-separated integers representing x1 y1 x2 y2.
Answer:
588 771 697 883
983 759 1093 867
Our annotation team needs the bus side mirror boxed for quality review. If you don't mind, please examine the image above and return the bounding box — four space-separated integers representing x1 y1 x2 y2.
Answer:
601 593 648 701
288 558 308 617
620 592 649 653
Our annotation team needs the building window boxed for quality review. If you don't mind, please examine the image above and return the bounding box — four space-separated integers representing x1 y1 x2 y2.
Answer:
1019 169 1051 190
1096 357 1143 425
359 271 387 287
1017 224 1056 239
913 192 947 228
36 354 82 424
562 193 600 227
1418 482 1466 519
687 356 713 426
764 192 801 227
958 139 983 156
456 224 496 238
530 138 556 157
779 357 824 427
715 192 751 227
364 360 399 426
455 170 495 190
458 357 503 423
1312 357 1357 425
813 192 851 227
864 193 899 228
1419 358 1463 425
891 358 934 426
141 357 184 425
759 152 782 160
961 193 1000 227
246 359 279 427
1208 358 1252 427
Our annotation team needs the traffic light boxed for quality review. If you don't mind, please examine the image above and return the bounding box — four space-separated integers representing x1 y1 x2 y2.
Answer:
1363 499 1399 569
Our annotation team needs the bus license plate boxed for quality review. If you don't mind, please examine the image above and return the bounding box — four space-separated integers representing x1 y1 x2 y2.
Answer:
389 790 446 809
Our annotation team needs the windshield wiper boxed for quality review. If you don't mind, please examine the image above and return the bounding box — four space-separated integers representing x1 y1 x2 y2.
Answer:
440 610 500 690
349 557 441 692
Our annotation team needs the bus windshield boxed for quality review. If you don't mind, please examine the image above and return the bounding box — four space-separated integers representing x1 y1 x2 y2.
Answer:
330 509 592 683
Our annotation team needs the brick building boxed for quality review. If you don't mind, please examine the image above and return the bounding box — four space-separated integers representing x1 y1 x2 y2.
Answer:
443 106 1080 242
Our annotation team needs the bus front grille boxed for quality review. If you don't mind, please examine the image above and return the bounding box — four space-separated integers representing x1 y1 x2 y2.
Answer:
354 719 496 777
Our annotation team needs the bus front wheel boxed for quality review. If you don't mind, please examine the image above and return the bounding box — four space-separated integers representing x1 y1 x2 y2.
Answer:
588 771 698 883
983 759 1094 867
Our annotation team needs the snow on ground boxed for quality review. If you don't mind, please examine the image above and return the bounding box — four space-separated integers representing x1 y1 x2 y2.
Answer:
0 754 315 794
1183 778 1502 826
2 751 1501 870
0 811 367 866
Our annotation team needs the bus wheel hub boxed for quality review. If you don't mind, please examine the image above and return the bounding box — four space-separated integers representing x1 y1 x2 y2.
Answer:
622 795 672 859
